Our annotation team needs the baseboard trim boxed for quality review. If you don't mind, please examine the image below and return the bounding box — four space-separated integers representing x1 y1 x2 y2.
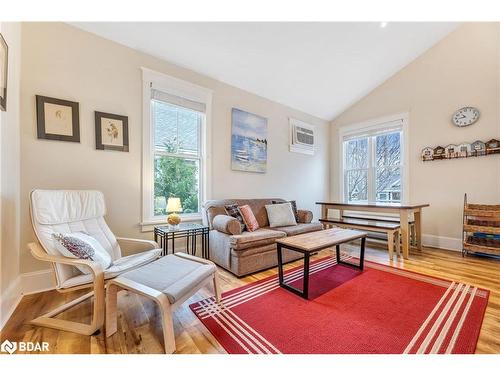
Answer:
0 276 22 330
20 268 56 295
422 234 462 252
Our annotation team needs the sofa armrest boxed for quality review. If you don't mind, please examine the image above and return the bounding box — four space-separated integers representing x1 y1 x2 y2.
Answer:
212 215 242 235
297 209 313 224
116 237 159 254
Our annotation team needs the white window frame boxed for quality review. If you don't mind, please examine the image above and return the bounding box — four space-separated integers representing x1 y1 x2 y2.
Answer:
338 113 410 205
141 68 213 231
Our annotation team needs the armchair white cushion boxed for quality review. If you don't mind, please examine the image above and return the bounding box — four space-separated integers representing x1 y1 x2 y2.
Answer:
30 189 161 289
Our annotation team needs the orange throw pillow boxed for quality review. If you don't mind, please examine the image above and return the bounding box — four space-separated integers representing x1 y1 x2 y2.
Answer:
238 205 260 232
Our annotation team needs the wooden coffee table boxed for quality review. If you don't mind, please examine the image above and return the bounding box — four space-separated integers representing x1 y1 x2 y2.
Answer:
276 228 367 299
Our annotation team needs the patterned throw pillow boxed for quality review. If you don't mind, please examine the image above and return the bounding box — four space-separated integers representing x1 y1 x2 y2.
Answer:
224 204 247 231
272 200 299 223
237 205 260 232
52 232 112 275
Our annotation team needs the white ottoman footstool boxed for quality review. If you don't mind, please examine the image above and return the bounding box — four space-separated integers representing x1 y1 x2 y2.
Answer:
105 252 220 353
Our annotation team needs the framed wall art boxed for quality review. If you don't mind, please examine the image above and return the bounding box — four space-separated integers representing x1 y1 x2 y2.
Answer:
231 108 267 173
36 95 80 142
95 111 129 152
0 33 8 111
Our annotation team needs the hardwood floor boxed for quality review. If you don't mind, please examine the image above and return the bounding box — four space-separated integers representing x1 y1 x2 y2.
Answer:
1 244 499 354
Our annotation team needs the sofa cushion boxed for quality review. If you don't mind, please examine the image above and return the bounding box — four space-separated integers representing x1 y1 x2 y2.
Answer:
273 222 323 236
265 202 297 227
271 200 299 223
229 228 286 250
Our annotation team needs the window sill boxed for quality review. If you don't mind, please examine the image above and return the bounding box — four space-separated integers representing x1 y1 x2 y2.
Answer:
140 214 203 233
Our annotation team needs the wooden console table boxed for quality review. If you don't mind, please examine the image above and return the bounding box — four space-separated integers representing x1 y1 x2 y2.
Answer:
316 202 429 259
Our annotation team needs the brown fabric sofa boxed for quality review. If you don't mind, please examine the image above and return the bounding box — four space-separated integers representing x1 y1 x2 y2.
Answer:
202 198 323 277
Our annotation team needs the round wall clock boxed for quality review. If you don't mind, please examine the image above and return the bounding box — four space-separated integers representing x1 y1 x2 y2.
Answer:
452 107 480 127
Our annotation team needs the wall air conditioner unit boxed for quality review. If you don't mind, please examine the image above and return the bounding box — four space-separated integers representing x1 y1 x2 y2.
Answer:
289 118 315 155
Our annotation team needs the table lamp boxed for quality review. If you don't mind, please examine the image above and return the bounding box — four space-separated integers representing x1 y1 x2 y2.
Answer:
166 197 182 229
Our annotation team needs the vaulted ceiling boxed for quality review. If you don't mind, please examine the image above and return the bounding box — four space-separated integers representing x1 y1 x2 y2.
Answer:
71 22 458 120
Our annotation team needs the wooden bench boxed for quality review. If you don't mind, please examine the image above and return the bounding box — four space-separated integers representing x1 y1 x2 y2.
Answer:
319 218 400 259
342 215 416 245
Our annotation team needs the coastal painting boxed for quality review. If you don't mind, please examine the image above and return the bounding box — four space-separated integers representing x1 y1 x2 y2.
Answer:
231 108 268 173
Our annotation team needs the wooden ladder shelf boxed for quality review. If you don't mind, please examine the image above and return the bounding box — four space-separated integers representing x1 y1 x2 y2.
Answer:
462 194 500 257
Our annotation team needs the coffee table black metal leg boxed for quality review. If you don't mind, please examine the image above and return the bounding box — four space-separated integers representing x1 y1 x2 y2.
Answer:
337 237 366 271
277 244 310 299
277 243 284 285
359 237 366 271
335 244 340 263
303 252 310 299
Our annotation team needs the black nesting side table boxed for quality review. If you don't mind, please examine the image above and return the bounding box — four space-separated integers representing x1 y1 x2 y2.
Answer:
154 223 210 259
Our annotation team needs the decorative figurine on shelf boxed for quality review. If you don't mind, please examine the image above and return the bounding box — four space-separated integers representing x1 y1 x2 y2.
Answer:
166 197 182 229
486 139 500 155
458 143 471 158
421 147 434 161
444 144 459 159
470 140 486 157
433 146 446 160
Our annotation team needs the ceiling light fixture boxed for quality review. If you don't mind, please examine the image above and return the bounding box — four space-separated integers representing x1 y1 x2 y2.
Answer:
380 22 388 28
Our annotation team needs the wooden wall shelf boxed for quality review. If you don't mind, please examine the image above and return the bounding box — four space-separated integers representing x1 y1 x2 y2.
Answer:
422 138 500 162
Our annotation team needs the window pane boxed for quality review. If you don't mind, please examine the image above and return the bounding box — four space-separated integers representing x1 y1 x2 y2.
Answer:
154 155 200 215
153 100 200 155
345 138 368 169
376 166 401 203
376 132 401 167
345 170 368 202
177 111 199 154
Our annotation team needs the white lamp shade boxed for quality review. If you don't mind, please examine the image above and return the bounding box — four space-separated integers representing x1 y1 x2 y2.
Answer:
166 197 182 213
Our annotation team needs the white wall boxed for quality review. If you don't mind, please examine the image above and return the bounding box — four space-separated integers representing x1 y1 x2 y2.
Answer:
19 22 329 275
331 23 500 250
0 22 22 329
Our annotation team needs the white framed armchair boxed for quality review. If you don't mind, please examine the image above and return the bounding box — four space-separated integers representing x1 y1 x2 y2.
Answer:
28 189 162 336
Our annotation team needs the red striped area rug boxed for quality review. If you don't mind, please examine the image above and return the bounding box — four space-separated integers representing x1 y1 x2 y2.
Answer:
189 256 489 354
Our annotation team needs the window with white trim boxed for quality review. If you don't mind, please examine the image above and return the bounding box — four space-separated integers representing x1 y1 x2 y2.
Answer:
152 93 204 215
341 118 406 203
142 68 212 226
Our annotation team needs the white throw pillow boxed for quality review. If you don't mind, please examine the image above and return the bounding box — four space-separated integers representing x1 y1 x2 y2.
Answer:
265 202 297 227
52 232 112 274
